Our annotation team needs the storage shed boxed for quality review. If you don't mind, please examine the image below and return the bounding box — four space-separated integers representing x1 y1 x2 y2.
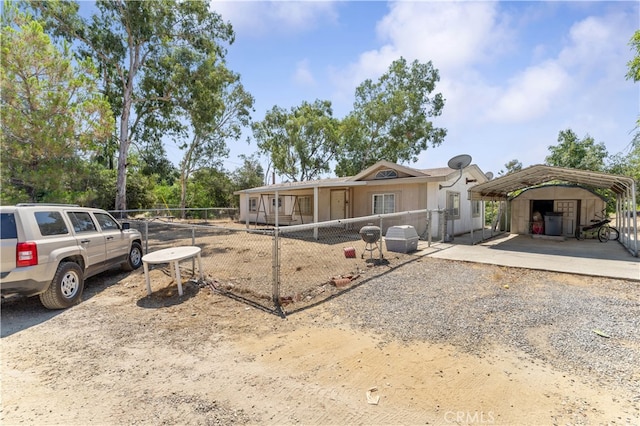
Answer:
510 185 606 237
468 164 638 256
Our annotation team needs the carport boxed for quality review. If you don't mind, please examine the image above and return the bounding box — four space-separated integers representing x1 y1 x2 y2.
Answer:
468 165 638 257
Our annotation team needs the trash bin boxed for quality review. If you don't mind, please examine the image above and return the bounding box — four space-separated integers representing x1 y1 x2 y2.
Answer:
544 212 563 236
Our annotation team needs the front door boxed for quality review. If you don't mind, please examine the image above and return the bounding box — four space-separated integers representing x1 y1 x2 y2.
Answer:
330 190 346 220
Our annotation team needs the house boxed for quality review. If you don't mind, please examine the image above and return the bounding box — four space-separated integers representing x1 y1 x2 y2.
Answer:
234 160 490 238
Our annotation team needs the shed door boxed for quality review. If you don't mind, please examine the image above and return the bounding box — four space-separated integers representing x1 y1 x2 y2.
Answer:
330 190 346 220
554 200 577 235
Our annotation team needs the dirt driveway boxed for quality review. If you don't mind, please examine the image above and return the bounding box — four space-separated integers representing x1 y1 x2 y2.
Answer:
2 256 639 425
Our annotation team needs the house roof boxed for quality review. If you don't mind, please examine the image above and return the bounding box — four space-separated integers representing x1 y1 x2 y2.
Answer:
469 164 636 201
235 161 488 195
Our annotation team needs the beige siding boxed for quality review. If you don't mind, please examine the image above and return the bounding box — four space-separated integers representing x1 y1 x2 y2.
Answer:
510 186 605 235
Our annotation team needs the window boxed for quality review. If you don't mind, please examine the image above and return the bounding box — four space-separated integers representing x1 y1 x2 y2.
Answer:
35 211 69 236
1 213 17 239
94 212 120 231
298 196 312 215
269 196 282 213
249 197 258 212
67 211 97 233
373 193 395 214
374 169 397 179
472 200 481 218
446 192 460 219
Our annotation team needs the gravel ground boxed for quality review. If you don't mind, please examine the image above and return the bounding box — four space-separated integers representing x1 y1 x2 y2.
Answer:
326 257 640 398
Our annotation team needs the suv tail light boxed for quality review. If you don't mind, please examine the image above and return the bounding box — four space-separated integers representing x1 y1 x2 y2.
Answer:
17 242 38 267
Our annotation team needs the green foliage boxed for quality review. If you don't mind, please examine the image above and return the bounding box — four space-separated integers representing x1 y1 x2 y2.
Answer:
172 60 254 211
231 154 265 191
607 136 640 208
627 30 640 84
499 159 523 176
545 129 608 171
189 168 234 208
335 57 446 176
253 99 339 182
1 6 113 202
28 0 236 210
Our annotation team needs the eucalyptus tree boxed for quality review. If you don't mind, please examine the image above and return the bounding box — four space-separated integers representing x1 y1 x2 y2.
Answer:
335 57 447 176
173 60 254 214
231 154 265 191
1 6 112 203
253 99 340 182
545 129 608 171
28 0 236 211
499 159 523 176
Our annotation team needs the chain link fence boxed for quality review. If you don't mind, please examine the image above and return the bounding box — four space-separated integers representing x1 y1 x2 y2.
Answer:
126 210 434 315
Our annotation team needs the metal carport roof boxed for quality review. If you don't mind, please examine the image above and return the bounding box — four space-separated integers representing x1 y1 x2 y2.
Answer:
469 164 635 201
468 164 638 257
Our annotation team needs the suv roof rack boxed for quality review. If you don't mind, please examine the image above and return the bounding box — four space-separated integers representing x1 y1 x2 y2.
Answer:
15 203 80 207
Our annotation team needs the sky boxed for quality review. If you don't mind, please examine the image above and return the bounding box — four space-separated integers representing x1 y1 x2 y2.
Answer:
202 0 639 181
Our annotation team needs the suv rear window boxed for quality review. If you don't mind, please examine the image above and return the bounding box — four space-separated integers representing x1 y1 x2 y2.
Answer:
35 211 69 236
1 213 17 239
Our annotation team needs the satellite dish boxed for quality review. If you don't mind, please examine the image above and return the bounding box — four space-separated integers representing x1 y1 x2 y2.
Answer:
485 171 494 180
447 154 472 170
440 154 472 190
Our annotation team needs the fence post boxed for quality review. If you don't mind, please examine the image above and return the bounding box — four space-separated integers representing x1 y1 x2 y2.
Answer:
144 221 149 254
272 228 280 307
379 216 384 259
192 227 196 273
427 210 432 247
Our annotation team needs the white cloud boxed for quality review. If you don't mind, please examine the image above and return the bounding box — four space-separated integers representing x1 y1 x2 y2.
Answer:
329 1 513 119
484 61 571 123
375 1 511 72
210 0 339 37
293 59 315 87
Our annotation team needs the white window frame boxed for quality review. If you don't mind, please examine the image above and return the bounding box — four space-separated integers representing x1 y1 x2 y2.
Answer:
298 196 312 215
372 193 395 214
249 197 258 212
472 200 481 218
447 191 460 219
269 196 283 214
374 169 398 179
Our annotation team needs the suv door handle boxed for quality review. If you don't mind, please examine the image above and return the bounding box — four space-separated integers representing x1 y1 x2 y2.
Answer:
80 239 90 244
106 236 114 240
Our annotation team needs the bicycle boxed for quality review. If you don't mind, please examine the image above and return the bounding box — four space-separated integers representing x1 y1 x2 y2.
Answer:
574 210 620 242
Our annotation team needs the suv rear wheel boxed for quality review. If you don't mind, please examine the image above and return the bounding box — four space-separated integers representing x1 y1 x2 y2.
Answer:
39 262 84 309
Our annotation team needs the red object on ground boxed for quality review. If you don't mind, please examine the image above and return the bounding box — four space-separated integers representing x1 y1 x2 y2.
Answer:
343 247 356 258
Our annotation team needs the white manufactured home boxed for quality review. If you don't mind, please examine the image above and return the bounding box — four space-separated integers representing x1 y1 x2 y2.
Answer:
234 160 490 238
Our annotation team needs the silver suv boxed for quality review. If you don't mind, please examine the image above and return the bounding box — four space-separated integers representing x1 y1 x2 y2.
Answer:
1 204 143 309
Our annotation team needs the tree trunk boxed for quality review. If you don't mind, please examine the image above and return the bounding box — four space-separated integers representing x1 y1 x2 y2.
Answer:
180 170 188 219
115 107 130 213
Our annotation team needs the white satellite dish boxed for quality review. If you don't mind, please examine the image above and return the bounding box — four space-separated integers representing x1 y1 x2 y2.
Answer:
447 154 472 170
440 154 472 189
485 171 494 180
